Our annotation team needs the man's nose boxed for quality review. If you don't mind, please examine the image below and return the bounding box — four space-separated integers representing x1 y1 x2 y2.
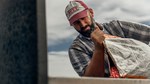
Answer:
79 19 86 27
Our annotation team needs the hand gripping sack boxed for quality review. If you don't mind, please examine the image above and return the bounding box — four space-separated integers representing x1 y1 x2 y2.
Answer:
104 38 150 79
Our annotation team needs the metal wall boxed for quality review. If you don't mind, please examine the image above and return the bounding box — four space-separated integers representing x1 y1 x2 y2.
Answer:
0 0 47 84
49 77 150 84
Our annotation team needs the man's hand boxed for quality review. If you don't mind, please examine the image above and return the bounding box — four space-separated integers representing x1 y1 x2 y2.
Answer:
90 26 120 47
90 27 104 47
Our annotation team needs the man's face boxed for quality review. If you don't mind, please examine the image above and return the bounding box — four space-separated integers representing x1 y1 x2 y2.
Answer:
72 13 93 37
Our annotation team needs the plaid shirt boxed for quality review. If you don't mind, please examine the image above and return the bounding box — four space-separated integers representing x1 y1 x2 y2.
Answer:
68 20 150 77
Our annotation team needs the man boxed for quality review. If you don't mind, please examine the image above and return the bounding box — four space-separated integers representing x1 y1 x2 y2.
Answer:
65 0 150 77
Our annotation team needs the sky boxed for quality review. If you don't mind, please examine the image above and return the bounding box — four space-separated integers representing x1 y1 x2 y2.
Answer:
46 0 150 77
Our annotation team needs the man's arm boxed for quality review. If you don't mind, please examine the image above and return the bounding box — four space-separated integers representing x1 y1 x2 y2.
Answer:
83 26 105 77
83 43 105 77
83 27 119 77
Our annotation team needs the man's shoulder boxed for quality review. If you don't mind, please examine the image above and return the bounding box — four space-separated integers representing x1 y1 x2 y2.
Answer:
101 20 145 30
102 20 123 26
102 20 145 27
69 35 84 48
69 35 92 49
72 35 82 44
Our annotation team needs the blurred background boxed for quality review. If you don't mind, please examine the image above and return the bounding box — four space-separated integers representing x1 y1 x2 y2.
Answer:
46 0 150 77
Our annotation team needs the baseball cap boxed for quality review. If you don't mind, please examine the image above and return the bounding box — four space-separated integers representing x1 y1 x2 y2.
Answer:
65 0 89 25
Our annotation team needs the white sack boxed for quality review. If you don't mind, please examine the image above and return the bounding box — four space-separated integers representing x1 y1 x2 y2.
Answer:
104 38 150 78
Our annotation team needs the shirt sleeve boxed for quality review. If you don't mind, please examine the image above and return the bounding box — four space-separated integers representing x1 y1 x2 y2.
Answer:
118 20 150 44
103 20 150 45
68 45 90 76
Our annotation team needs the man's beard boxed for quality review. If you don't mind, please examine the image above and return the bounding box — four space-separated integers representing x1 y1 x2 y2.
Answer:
77 20 96 37
77 25 93 37
75 15 96 37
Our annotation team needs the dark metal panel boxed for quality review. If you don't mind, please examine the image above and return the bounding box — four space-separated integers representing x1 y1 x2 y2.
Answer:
0 0 47 84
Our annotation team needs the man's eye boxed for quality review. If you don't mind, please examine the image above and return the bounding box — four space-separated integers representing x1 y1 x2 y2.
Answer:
81 18 84 20
74 21 80 24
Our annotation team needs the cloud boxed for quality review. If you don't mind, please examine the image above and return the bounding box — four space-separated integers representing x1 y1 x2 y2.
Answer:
48 51 68 55
47 0 150 52
88 0 150 22
46 0 79 48
48 51 79 77
46 0 69 26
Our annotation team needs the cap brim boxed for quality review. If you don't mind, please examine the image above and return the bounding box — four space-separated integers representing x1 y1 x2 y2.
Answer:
69 10 88 25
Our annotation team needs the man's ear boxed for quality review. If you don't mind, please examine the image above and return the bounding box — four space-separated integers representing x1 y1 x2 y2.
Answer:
88 8 94 17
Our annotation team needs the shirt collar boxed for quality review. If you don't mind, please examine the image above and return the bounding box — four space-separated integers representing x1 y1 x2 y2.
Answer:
79 34 91 40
